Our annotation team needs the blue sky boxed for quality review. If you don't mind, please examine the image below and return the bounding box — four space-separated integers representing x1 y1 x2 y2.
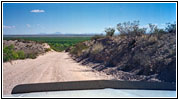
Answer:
3 3 176 35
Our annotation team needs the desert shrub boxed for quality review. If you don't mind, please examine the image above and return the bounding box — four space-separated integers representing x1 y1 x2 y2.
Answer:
3 44 37 62
16 51 25 59
4 44 14 50
165 22 176 33
148 24 165 34
148 24 166 38
3 45 16 62
12 51 19 59
26 53 37 59
117 21 146 36
3 45 26 61
105 28 115 37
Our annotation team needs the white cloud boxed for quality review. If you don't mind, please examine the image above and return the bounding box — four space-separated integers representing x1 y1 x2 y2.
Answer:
3 25 15 29
30 9 45 13
26 24 31 28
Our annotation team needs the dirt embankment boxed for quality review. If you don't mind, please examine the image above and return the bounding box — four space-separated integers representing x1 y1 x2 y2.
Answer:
3 51 113 95
69 33 176 83
3 40 52 62
3 40 51 54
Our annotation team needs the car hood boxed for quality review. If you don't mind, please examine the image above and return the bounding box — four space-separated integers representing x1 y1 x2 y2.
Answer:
5 88 176 97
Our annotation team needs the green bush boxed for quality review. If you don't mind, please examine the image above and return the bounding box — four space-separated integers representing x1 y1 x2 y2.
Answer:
12 51 19 59
16 51 25 59
3 44 36 62
3 45 16 62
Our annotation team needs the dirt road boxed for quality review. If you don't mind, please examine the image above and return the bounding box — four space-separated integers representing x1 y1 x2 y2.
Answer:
3 51 113 95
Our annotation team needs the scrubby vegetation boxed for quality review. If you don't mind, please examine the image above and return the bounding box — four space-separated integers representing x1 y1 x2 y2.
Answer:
116 20 176 36
3 40 51 62
3 45 21 62
117 21 147 36
69 21 176 83
3 44 35 62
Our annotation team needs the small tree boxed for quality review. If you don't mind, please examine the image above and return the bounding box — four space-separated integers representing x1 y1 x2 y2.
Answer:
105 28 115 37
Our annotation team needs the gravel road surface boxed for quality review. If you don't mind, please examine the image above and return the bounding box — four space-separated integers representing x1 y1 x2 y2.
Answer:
3 51 112 95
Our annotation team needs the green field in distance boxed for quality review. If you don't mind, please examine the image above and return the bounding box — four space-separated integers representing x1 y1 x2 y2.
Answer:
3 37 91 52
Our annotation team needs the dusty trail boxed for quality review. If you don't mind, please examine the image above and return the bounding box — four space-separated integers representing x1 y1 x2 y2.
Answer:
3 51 113 95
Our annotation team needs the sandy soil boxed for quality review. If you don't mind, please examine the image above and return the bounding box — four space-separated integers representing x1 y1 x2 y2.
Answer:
3 51 113 95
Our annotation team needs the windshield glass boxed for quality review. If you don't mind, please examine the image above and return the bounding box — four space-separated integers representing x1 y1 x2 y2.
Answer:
2 2 176 98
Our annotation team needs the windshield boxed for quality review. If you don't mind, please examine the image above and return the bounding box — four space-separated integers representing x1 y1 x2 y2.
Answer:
2 2 177 98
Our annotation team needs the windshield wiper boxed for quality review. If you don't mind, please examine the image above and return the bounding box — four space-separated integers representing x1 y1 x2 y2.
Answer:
11 80 176 94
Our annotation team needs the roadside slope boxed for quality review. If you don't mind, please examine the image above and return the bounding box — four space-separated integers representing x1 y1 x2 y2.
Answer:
3 51 113 95
69 33 176 82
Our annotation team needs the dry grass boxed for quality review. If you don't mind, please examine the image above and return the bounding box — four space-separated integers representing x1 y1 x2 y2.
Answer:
148 35 158 43
91 43 104 54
